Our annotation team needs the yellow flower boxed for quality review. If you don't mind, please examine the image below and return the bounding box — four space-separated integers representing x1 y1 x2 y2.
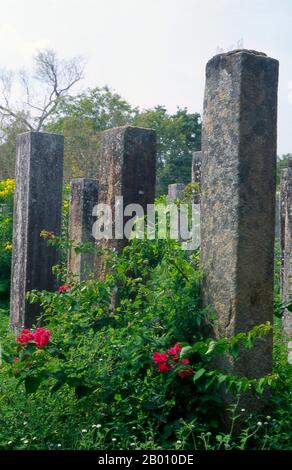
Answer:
63 200 69 210
4 242 12 251
0 178 15 197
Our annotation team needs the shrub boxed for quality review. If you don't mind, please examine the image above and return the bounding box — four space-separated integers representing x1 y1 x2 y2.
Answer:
0 179 14 301
0 234 278 450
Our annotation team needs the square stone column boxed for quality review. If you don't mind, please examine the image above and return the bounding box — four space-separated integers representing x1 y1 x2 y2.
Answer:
280 161 292 340
68 178 98 280
201 50 279 382
167 183 185 203
10 132 64 332
95 126 156 275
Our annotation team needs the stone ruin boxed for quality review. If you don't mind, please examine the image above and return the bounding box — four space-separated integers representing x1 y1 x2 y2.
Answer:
10 49 289 406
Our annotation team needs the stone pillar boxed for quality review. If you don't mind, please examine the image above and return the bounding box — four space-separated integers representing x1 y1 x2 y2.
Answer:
68 178 98 280
201 50 279 382
10 132 64 332
280 162 292 339
167 183 185 203
275 191 280 238
95 126 156 274
280 169 288 300
192 151 202 204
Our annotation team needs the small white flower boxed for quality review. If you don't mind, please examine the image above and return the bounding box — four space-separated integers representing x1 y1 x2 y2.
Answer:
8 441 13 445
112 438 117 442
257 421 262 426
132 426 136 430
241 408 245 412
96 424 102 428
176 440 182 444
32 437 37 441
23 440 29 444
130 443 135 446
23 421 28 425
20 437 26 441
57 444 61 447
81 429 88 433
266 416 271 420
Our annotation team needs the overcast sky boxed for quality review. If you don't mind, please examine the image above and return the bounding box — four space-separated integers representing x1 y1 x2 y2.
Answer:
0 0 291 154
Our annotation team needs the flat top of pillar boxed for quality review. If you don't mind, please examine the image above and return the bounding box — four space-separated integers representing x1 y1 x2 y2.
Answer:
207 48 278 67
168 183 185 189
17 130 64 139
70 178 99 184
102 125 155 134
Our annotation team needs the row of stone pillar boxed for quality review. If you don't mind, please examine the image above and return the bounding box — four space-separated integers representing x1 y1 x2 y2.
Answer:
10 126 156 331
10 50 284 394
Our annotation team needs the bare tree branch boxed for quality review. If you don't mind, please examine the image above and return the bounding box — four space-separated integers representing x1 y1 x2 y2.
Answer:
0 48 85 132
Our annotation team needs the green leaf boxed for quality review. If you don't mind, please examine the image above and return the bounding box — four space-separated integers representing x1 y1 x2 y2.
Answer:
75 385 95 399
206 340 216 355
193 368 206 383
24 376 42 394
180 346 192 358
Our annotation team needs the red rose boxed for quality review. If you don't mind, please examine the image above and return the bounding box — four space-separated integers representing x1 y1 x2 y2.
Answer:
178 368 193 378
58 285 71 293
158 363 171 373
168 342 182 355
16 329 34 344
180 359 190 365
171 355 179 362
153 352 169 364
13 357 19 364
33 328 51 348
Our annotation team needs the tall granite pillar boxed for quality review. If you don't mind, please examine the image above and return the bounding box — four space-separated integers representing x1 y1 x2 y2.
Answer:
10 132 64 332
95 126 156 275
167 183 185 203
275 191 280 238
280 162 292 339
280 169 288 300
191 151 202 204
201 50 279 382
68 178 98 280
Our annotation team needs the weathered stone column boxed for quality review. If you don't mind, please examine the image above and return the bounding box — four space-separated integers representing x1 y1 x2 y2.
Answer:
167 183 185 203
280 169 288 300
191 151 202 204
201 50 279 383
275 191 280 238
95 126 156 275
68 178 98 280
280 162 292 339
10 132 64 332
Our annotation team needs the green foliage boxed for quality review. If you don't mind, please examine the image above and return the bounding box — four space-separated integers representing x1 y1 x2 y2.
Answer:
45 89 201 193
133 106 201 195
0 179 14 299
0 231 284 450
0 196 291 450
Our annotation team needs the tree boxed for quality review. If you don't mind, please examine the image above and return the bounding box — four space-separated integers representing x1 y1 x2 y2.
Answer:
134 106 201 194
0 49 84 179
46 86 136 178
0 49 84 132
